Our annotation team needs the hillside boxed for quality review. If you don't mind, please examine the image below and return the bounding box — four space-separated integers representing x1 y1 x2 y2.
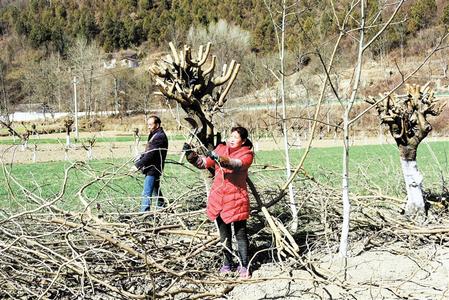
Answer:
1 0 449 137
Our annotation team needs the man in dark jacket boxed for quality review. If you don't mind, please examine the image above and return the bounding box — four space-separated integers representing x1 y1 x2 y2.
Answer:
134 115 168 212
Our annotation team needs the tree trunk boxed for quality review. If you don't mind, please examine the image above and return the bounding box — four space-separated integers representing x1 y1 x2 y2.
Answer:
88 66 93 120
87 147 93 160
0 71 8 115
279 1 298 232
339 117 351 256
338 0 366 257
32 144 37 163
397 139 425 214
82 73 87 119
400 159 424 214
398 144 418 161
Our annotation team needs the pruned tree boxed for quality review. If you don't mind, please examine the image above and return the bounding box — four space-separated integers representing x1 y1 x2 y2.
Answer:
366 84 446 215
21 131 30 151
81 137 96 160
132 127 140 156
30 123 39 139
186 19 254 97
149 42 240 150
64 117 74 147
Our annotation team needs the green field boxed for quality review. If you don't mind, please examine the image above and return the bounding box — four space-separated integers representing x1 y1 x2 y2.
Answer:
1 140 448 213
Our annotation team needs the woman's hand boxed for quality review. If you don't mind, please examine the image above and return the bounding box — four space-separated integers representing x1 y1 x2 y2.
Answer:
206 151 236 167
206 150 220 161
183 143 199 165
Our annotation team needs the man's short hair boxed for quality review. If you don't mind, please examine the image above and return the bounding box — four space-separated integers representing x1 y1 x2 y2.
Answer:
149 115 161 125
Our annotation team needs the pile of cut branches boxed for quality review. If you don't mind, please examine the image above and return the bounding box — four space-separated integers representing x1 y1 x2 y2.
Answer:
0 208 233 299
1 163 449 299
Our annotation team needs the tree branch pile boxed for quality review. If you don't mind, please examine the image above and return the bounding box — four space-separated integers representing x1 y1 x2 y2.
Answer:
0 208 232 299
1 163 449 299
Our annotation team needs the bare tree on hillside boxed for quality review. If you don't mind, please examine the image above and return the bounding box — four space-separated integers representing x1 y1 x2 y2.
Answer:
366 84 446 215
21 60 59 113
187 19 267 98
95 71 114 114
125 73 154 116
0 58 9 117
67 37 102 119
20 54 70 114
46 53 70 112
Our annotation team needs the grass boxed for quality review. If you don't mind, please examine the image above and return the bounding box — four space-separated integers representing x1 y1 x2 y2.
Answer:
253 140 449 196
1 155 203 213
2 140 448 212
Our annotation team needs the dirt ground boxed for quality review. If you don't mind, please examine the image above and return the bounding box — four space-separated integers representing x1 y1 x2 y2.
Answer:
1 130 448 164
227 244 449 299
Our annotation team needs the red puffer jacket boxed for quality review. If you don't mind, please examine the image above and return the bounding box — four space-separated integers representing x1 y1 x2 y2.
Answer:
203 143 254 224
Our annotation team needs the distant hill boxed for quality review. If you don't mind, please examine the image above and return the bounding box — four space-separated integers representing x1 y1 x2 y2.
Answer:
1 0 449 127
0 0 448 55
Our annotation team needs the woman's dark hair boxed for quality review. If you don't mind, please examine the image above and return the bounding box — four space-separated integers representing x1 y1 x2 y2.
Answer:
231 126 253 149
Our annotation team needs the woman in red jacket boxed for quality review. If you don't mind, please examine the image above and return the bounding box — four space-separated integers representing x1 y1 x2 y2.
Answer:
184 126 254 278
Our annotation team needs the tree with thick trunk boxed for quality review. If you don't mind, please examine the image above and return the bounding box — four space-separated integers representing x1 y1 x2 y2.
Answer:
366 84 446 214
149 42 240 150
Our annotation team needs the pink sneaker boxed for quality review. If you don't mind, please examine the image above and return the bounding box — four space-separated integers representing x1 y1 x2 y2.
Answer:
219 265 232 274
237 266 251 279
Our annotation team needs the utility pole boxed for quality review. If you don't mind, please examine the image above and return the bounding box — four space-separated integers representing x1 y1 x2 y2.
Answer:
114 77 119 114
73 76 79 141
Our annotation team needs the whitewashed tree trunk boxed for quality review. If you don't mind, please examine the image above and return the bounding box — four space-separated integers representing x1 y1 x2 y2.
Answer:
269 0 298 232
400 159 425 214
87 147 93 160
66 134 70 147
134 137 140 156
338 0 366 257
32 144 37 163
109 143 114 159
339 118 351 256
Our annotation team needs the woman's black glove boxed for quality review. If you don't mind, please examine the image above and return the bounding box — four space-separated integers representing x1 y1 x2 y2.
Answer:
206 150 219 161
183 143 198 164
